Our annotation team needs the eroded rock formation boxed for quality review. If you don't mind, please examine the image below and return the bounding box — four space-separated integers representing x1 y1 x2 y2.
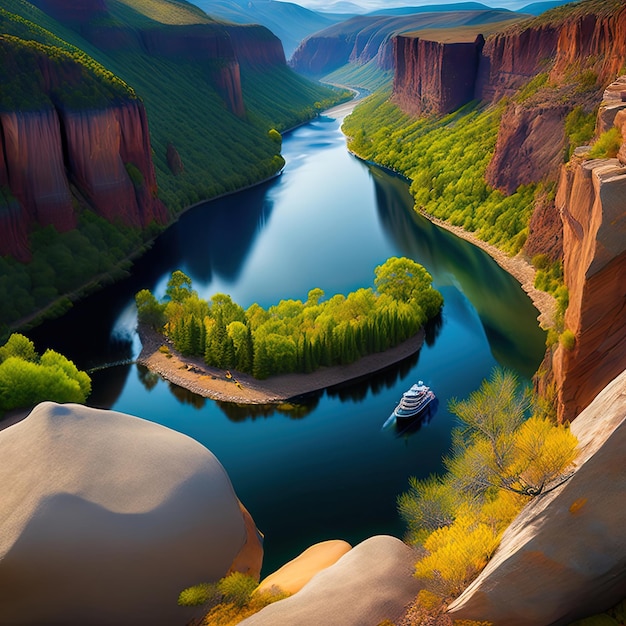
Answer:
447 368 626 625
0 402 263 626
239 535 421 626
551 89 626 422
392 35 485 117
392 5 626 190
0 36 167 261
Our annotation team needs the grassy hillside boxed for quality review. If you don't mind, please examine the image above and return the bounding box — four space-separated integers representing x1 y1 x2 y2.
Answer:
4 0 348 212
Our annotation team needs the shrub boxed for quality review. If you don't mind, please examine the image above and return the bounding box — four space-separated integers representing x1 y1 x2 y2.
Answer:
559 329 576 350
177 582 219 607
589 127 622 158
399 369 579 603
217 572 258 608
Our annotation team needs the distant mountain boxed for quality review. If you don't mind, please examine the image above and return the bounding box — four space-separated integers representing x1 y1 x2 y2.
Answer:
367 2 500 16
189 0 352 57
517 0 573 15
290 7 528 80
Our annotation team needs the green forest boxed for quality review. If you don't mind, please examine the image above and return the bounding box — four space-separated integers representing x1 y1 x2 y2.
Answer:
136 257 443 379
342 93 538 255
0 333 91 414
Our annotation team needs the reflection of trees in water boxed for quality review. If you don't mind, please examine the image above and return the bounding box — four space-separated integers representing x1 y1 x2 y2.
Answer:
326 350 420 403
167 383 207 409
424 312 443 347
215 395 320 422
137 364 160 391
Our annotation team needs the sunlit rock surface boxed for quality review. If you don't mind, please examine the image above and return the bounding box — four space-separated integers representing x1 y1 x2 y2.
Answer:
551 86 626 422
256 539 352 595
448 368 626 625
240 535 421 626
0 402 262 626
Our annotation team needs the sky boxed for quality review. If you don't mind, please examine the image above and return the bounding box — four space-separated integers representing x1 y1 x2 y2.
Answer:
272 0 531 13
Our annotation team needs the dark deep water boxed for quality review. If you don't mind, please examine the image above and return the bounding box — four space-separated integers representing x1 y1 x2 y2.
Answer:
29 102 546 575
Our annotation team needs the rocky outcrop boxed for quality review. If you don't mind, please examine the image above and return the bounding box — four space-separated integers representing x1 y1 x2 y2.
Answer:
63 102 167 228
256 539 352 596
392 5 626 191
475 24 559 103
240 536 421 626
0 402 263 626
392 35 485 117
523 187 563 262
551 131 626 422
485 103 569 194
448 367 626 625
0 36 168 261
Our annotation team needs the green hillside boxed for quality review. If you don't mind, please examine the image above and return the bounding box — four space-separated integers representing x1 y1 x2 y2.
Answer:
0 1 349 335
3 0 348 212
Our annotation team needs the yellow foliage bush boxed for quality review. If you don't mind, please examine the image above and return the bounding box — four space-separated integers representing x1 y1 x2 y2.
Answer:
415 505 502 598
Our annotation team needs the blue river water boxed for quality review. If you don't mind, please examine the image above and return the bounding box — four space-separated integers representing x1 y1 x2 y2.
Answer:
30 103 546 575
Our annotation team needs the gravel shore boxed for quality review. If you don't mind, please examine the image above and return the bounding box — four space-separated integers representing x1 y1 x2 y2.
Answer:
136 325 425 405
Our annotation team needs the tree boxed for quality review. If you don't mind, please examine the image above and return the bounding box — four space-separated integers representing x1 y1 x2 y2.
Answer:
374 257 434 303
135 289 166 329
447 369 577 498
0 333 37 363
165 270 194 303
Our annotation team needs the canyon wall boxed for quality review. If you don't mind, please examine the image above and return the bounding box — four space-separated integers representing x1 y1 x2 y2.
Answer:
0 0 291 262
551 82 626 423
0 37 167 261
393 5 626 190
392 35 485 117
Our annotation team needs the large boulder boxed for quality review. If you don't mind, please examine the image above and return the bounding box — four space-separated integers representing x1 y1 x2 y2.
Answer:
447 368 626 625
0 402 263 625
240 535 421 626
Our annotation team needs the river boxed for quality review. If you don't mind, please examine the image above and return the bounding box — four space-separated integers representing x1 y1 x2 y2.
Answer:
29 102 546 575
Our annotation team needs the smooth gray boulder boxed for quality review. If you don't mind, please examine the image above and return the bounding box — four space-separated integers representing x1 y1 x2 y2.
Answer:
240 535 422 626
0 402 262 625
448 368 626 625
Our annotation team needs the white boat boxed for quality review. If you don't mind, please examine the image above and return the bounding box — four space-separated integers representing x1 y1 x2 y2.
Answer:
391 381 435 421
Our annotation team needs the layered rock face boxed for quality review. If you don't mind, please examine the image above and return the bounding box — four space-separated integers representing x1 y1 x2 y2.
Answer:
392 35 485 117
0 38 167 261
481 7 626 193
240 536 421 626
551 88 626 423
393 6 626 191
0 402 263 626
448 368 626 625
485 103 569 194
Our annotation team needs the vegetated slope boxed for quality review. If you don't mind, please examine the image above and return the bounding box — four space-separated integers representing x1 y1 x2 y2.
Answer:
289 7 528 91
0 0 349 337
346 0 626 423
187 0 347 58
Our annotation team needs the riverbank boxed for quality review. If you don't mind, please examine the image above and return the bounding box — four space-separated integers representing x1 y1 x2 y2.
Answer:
423 213 556 329
137 325 425 405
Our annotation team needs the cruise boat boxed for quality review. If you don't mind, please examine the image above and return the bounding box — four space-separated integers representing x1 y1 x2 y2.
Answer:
391 381 435 421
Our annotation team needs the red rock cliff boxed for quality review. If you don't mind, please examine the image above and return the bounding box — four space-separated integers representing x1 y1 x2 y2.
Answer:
483 6 626 193
0 38 167 261
392 34 485 117
552 85 626 423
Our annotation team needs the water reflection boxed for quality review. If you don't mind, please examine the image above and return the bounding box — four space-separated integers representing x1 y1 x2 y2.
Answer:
215 397 319 422
326 351 420 403
157 183 276 285
369 165 545 377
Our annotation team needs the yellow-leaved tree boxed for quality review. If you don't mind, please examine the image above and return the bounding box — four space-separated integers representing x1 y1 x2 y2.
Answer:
398 368 578 605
